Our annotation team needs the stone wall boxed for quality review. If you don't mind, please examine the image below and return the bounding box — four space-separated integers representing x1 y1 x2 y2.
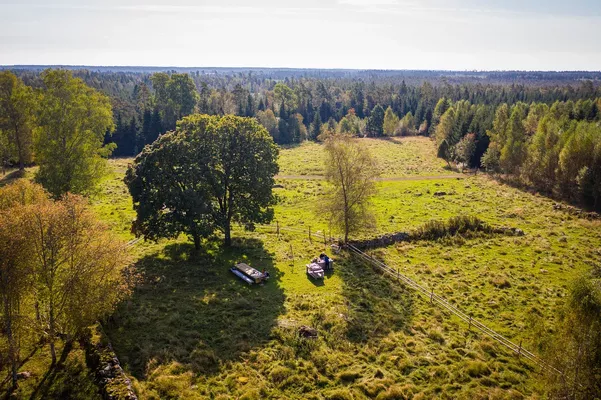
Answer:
82 324 138 400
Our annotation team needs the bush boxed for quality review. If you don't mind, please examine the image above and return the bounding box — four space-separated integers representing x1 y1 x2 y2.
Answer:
412 216 492 241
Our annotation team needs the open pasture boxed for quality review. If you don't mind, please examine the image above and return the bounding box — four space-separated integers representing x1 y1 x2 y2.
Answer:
4 137 598 399
87 137 601 399
277 137 449 178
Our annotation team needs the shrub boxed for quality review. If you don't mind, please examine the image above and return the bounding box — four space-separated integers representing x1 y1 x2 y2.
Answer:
411 216 492 241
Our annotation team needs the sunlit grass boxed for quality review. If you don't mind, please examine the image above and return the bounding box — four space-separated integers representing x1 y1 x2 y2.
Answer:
92 141 601 399
5 138 599 398
277 137 449 178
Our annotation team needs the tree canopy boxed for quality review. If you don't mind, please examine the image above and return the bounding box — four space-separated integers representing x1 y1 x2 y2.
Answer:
35 70 115 198
322 134 378 242
125 114 279 248
0 71 36 170
150 72 199 130
367 105 385 137
383 106 400 136
0 180 130 386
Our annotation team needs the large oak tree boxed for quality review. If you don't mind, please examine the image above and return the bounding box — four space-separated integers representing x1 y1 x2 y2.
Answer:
125 114 279 248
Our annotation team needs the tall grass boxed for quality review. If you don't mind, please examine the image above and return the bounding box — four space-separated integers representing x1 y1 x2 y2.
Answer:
411 216 492 241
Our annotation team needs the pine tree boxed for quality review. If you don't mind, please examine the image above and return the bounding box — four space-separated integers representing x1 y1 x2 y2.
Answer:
320 101 332 122
310 111 322 140
149 108 163 144
246 94 255 117
128 116 139 156
278 118 291 144
141 109 152 148
367 105 385 137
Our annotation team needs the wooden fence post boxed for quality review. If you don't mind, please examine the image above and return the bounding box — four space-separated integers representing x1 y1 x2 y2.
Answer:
276 221 280 239
290 243 295 273
430 289 434 303
468 315 472 332
309 226 312 243
324 233 327 250
518 340 522 359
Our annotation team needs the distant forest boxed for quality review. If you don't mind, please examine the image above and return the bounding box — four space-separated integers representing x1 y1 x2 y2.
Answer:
5 66 601 209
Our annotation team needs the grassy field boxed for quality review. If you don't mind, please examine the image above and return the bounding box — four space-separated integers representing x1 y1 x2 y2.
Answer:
94 138 600 399
4 137 600 399
278 137 449 178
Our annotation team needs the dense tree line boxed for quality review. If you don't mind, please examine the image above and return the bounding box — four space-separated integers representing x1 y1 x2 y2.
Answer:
6 68 601 155
434 98 601 209
5 67 601 210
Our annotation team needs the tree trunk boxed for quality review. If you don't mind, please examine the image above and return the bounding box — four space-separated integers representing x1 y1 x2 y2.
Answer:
4 300 18 388
193 234 201 251
224 223 232 247
49 306 56 365
344 212 349 243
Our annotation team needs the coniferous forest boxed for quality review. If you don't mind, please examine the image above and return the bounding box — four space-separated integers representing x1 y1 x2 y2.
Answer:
5 67 601 209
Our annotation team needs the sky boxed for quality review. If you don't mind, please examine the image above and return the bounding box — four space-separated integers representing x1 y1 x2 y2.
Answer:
1 0 600 71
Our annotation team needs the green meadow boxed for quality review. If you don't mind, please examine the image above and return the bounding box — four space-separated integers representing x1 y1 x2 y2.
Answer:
6 136 600 399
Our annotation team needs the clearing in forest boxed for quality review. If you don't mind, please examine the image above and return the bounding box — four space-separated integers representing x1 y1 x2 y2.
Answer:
94 138 600 399
8 137 598 399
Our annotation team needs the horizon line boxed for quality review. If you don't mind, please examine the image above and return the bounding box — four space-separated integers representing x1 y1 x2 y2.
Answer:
2 65 601 74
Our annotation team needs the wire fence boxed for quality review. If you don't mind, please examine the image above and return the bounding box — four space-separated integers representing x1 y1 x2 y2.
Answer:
257 222 561 375
125 221 560 375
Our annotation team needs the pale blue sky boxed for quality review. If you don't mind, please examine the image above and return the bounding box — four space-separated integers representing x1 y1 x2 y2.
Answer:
1 0 600 70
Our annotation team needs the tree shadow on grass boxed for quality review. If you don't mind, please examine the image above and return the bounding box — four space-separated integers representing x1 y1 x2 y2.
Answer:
338 251 414 343
371 136 405 145
11 341 100 400
0 169 26 188
103 237 286 379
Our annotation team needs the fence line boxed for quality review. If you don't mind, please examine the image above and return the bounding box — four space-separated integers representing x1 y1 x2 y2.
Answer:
125 221 560 375
126 237 142 247
346 243 560 374
256 222 561 375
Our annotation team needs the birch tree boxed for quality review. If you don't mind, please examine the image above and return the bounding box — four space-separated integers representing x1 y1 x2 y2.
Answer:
0 71 36 170
323 134 378 242
27 194 130 364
